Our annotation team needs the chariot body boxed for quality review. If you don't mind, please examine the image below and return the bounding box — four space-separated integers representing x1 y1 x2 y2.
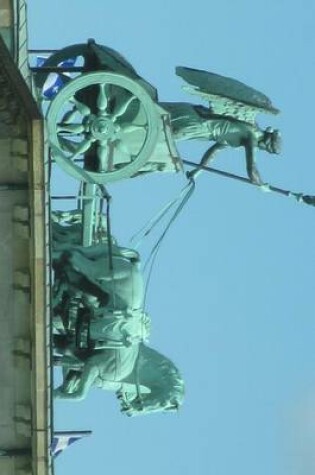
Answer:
34 40 280 415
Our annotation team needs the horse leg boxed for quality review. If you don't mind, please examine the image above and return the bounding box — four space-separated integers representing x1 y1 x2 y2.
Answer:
54 364 99 401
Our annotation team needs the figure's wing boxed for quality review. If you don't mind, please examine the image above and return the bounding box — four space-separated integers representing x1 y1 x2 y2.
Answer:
176 66 279 124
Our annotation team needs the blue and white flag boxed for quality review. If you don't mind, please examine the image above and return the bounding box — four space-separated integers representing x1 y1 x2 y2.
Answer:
51 431 92 458
37 56 76 99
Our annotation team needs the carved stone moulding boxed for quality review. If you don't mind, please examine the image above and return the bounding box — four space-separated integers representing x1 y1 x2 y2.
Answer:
0 35 41 138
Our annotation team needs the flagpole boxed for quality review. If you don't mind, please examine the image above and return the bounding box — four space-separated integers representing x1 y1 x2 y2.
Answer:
54 430 92 436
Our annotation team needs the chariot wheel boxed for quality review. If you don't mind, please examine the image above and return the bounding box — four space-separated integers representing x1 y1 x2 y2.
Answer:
46 72 159 183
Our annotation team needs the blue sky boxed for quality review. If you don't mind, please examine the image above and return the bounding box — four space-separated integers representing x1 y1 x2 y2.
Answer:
28 1 315 474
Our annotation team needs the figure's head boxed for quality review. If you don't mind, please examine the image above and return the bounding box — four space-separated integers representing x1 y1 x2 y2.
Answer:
258 127 281 155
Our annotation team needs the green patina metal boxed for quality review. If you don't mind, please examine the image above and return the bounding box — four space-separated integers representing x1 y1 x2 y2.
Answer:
37 39 280 186
47 72 160 184
52 213 184 416
39 41 285 417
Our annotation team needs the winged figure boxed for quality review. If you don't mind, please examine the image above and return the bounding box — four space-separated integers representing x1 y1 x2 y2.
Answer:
161 66 281 184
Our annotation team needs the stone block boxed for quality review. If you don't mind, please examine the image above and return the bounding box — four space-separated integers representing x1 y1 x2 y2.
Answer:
13 155 28 173
13 338 31 368
14 404 31 438
0 458 14 473
10 139 29 174
16 468 32 475
11 139 28 156
13 222 29 240
15 404 31 420
13 271 30 290
13 206 29 222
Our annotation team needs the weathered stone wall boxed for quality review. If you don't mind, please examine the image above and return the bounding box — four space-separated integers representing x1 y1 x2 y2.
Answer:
0 0 13 52
0 31 52 475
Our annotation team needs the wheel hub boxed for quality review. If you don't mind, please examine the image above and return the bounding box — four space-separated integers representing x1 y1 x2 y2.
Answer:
90 117 117 141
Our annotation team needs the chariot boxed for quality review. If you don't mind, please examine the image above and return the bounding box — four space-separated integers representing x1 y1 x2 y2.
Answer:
34 39 184 246
34 38 280 244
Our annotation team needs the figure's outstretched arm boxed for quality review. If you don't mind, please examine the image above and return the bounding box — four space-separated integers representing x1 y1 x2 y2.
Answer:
245 139 263 185
54 365 98 401
187 143 226 180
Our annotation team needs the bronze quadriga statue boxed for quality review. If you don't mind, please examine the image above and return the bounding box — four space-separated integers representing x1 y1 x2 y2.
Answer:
34 40 282 416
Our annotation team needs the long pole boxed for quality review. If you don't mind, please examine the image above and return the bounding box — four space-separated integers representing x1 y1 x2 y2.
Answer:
182 159 315 206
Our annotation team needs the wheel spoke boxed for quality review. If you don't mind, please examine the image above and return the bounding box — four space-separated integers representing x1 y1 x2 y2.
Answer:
57 123 85 134
71 138 93 159
59 136 80 154
113 95 137 119
70 97 91 117
107 142 115 171
116 140 132 162
120 123 146 134
97 142 110 171
62 108 78 124
97 83 108 114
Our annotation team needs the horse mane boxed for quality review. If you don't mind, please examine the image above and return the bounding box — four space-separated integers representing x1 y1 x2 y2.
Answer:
126 343 185 414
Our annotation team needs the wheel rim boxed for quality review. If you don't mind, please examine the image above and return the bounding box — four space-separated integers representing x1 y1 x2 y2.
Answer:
46 72 159 183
